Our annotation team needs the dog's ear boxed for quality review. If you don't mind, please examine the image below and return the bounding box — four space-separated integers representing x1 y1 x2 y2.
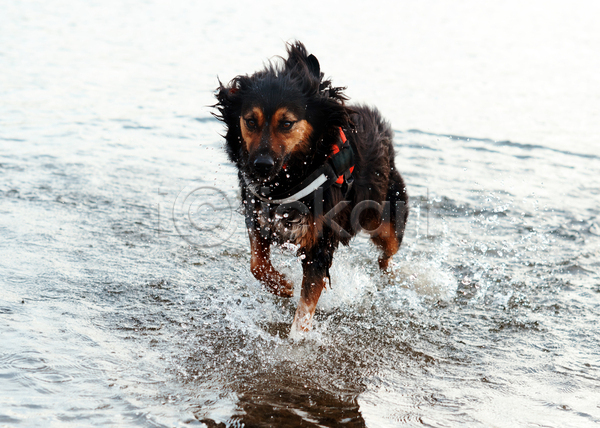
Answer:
306 54 320 79
286 41 321 80
213 75 250 126
213 80 235 123
213 77 248 163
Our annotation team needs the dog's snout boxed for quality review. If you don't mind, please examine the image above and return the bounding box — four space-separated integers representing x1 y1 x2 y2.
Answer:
253 154 275 176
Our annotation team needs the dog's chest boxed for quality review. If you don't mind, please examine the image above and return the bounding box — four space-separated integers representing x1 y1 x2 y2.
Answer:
254 205 312 246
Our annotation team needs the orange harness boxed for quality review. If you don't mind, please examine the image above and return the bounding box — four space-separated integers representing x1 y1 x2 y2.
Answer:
331 128 354 184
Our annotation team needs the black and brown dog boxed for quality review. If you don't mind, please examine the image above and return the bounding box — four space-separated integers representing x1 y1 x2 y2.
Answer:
214 41 408 334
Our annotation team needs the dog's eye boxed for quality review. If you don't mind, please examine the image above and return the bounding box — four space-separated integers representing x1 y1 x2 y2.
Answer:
280 121 295 130
245 119 257 130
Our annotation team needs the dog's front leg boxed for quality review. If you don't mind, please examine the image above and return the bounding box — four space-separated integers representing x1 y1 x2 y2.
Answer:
248 229 294 297
290 247 332 334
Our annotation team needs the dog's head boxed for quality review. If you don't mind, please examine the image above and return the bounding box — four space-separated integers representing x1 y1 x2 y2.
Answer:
214 41 349 183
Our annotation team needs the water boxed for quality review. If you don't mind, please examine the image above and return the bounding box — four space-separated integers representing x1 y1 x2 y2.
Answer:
2 1 600 426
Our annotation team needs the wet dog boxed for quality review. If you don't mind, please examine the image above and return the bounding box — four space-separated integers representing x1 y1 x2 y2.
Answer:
214 41 408 334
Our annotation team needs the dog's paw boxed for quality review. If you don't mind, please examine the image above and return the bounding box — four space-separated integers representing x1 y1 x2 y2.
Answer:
267 279 294 298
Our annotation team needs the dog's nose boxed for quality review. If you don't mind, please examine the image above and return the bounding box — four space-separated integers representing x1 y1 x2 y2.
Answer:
253 154 275 176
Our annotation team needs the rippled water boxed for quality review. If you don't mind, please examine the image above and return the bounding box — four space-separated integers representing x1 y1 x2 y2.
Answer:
2 1 600 427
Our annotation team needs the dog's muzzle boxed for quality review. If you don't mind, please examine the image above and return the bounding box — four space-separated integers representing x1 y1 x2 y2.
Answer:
253 154 275 178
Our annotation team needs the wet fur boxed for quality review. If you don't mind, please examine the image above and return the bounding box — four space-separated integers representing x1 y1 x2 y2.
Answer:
214 41 409 332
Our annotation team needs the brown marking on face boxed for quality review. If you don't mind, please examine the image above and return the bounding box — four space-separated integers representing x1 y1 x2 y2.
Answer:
240 107 265 152
269 108 313 156
240 107 313 157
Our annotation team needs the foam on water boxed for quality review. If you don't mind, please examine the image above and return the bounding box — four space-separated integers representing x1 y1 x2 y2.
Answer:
318 248 379 311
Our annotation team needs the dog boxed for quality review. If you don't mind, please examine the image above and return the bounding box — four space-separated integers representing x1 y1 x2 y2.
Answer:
214 41 408 334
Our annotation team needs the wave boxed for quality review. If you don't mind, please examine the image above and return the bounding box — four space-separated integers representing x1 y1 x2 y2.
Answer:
401 129 600 160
